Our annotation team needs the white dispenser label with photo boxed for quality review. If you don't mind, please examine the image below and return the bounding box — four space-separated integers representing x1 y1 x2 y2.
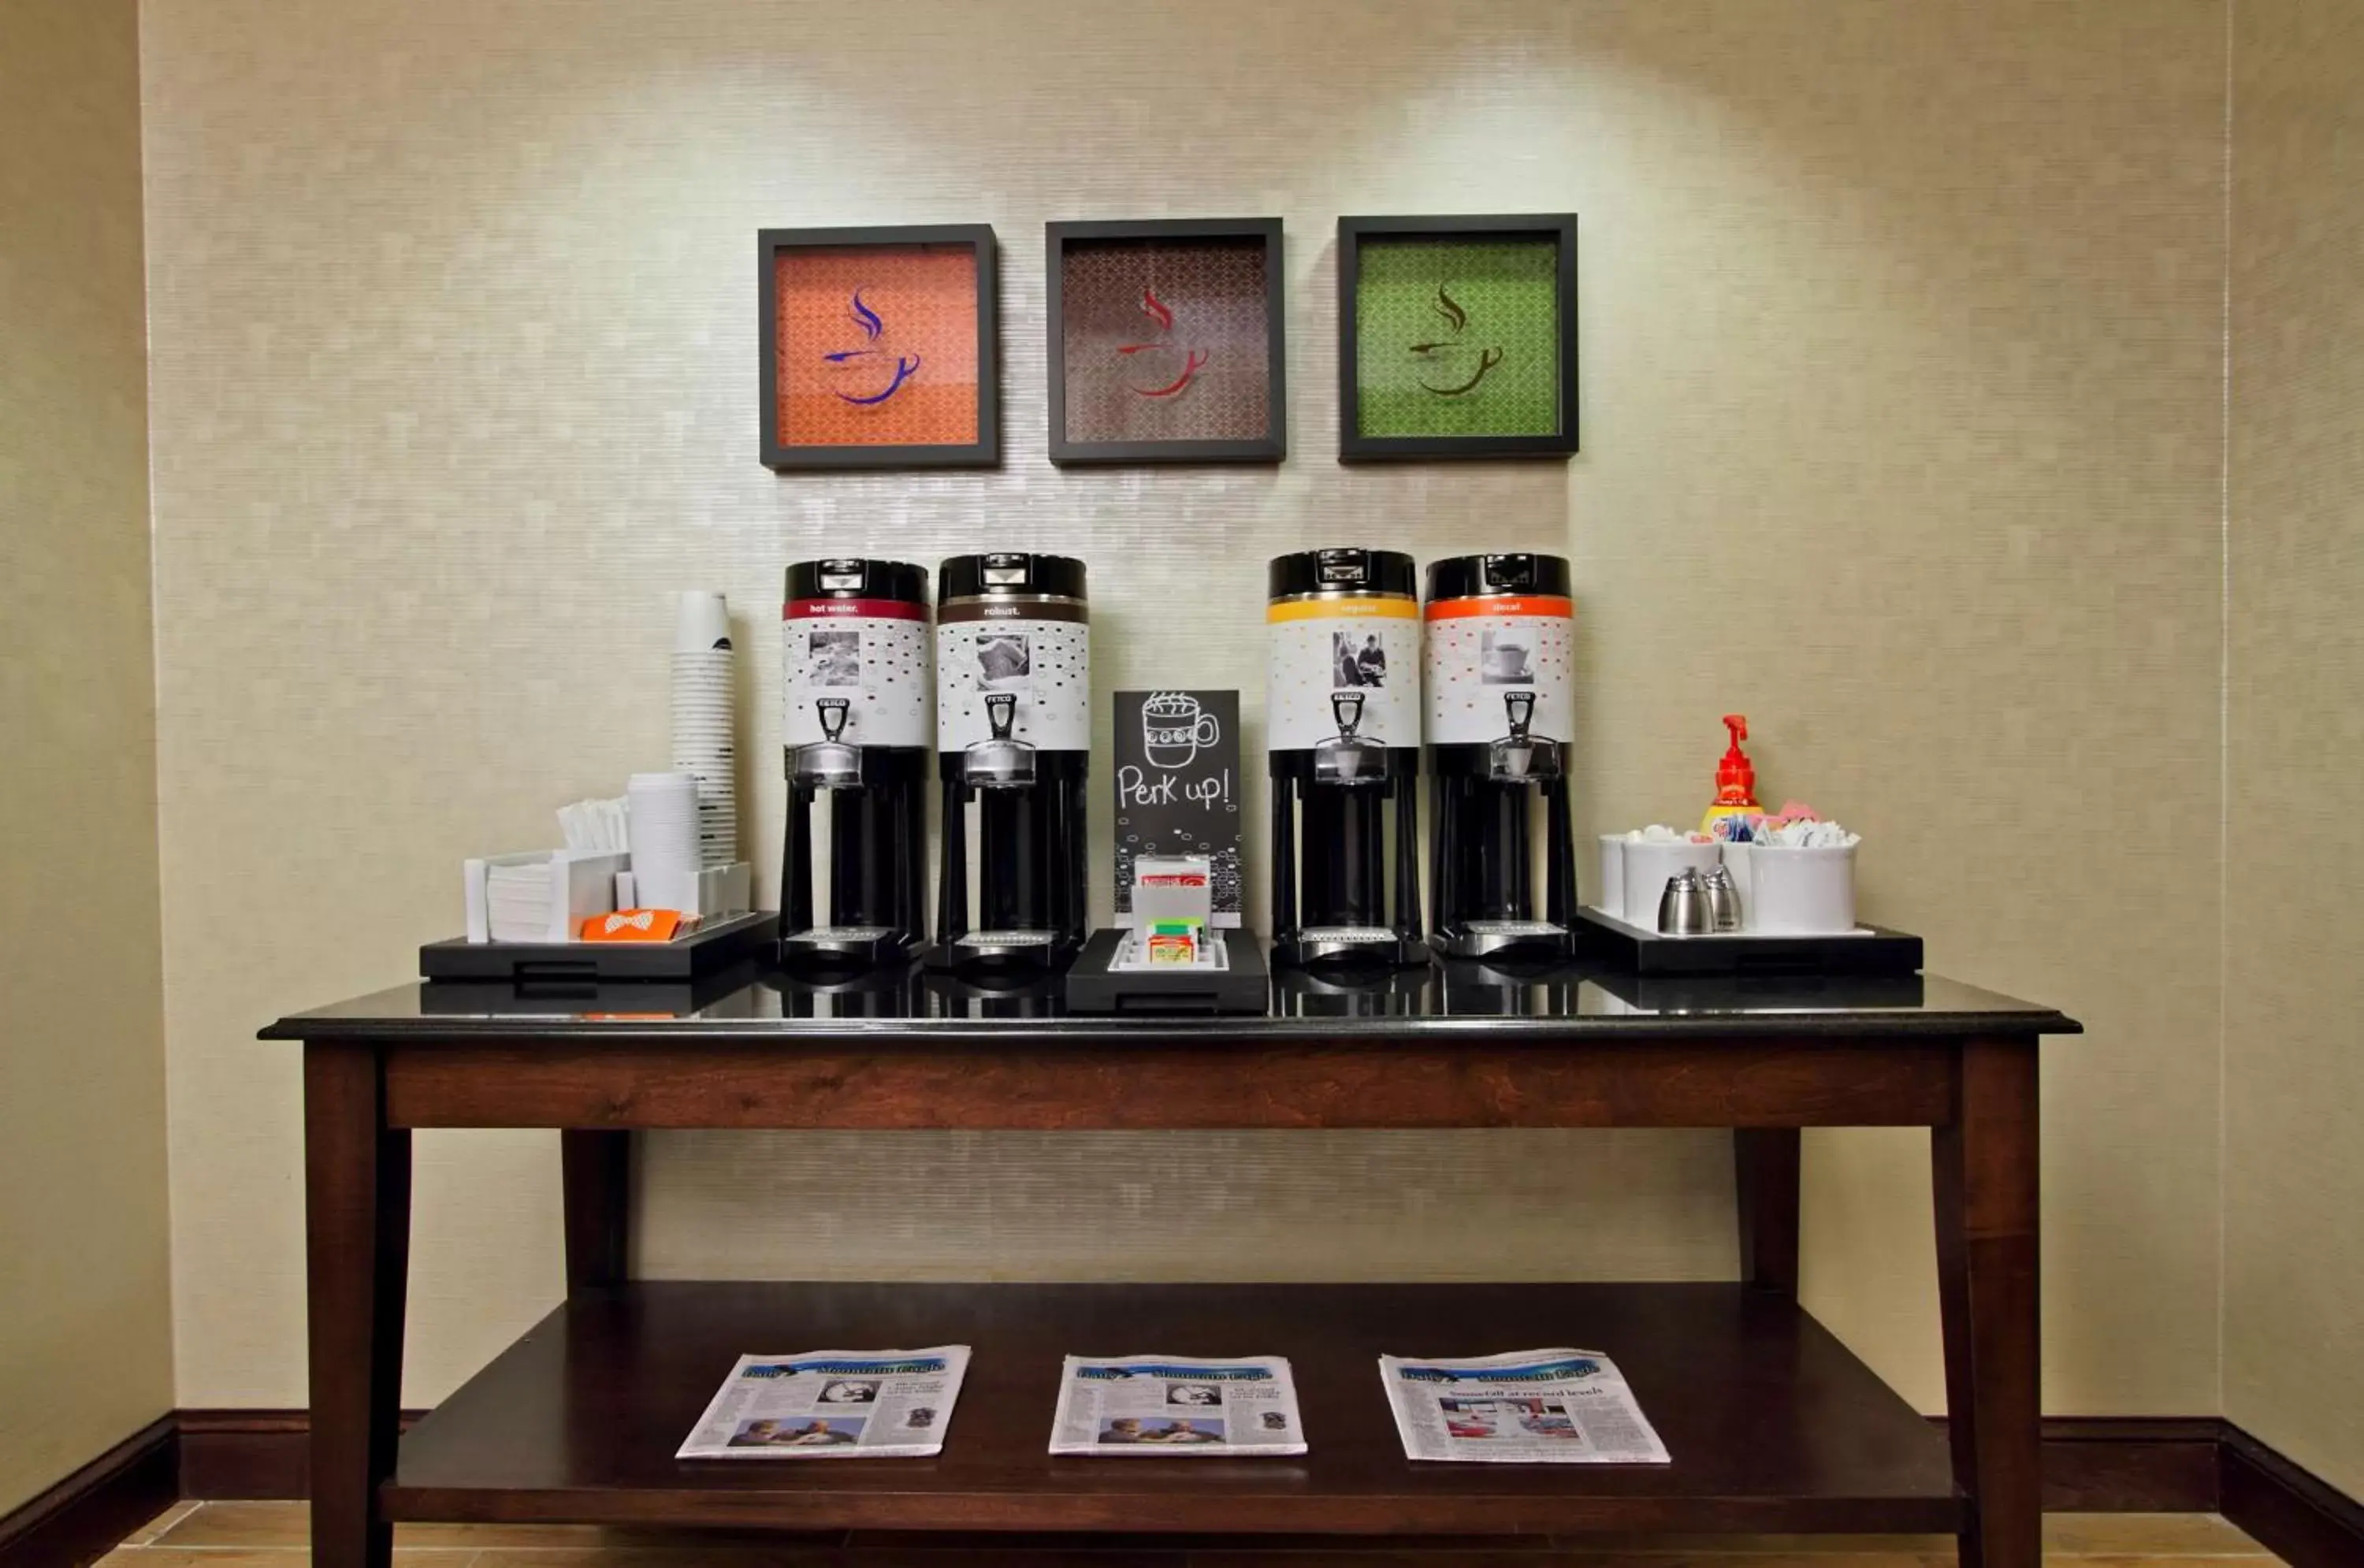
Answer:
936 611 1091 752
1266 597 1422 751
782 599 931 749
1423 595 1575 747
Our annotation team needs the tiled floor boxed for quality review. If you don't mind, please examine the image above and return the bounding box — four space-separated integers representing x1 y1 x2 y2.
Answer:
102 1501 2285 1566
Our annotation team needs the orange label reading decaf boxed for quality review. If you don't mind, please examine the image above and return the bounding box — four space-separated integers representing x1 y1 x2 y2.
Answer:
1423 595 1574 621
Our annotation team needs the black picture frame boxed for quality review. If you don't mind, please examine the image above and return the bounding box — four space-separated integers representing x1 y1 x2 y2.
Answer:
1045 217 1286 466
1336 214 1579 463
759 223 999 470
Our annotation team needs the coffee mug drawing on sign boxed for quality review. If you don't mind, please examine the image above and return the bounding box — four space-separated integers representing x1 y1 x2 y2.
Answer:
1142 692 1221 770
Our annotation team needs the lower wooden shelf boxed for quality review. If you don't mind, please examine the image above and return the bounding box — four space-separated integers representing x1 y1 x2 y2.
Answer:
386 1281 1961 1536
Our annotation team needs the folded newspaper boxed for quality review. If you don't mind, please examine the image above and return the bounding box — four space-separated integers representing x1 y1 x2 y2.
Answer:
1049 1354 1307 1455
676 1347 970 1458
1378 1348 1670 1463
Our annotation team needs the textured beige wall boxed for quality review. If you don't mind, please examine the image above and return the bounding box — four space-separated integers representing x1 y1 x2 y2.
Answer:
143 0 2228 1414
2225 0 2364 1503
0 0 174 1514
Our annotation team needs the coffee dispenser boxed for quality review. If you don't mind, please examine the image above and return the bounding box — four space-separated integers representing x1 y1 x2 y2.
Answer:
1266 548 1425 967
931 552 1091 968
1424 552 1579 960
778 559 932 968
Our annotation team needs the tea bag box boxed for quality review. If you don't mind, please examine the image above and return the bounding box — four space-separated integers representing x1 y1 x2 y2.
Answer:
1425 552 1581 960
929 552 1091 971
1266 548 1427 968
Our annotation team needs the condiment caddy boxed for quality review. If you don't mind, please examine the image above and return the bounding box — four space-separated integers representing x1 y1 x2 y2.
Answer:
1578 717 1920 977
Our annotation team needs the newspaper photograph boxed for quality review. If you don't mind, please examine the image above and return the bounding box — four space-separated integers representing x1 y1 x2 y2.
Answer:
675 1347 970 1459
1378 1348 1670 1464
1049 1354 1307 1455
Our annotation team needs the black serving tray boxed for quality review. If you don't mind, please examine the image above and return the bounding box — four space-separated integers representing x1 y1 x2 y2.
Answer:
419 960 771 1018
1064 928 1271 1014
419 912 779 983
1575 906 1921 977
1589 968 1929 1014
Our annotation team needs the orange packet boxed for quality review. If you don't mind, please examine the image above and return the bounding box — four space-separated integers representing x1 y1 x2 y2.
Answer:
580 908 684 942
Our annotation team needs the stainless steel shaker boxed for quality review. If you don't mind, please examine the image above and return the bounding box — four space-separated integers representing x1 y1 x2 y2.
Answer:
1701 865 1741 933
1657 869 1715 936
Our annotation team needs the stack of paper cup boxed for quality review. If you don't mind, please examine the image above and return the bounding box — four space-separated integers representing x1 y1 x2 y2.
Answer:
626 772 704 912
670 591 737 868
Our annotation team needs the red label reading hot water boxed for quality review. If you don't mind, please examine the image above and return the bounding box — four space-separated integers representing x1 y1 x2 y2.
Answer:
785 598 929 621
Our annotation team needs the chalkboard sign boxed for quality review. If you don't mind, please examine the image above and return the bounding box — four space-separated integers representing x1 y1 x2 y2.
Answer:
1113 689 1243 927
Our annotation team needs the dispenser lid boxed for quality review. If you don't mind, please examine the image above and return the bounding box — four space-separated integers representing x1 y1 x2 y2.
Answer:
1268 548 1417 601
939 552 1087 604
786 558 928 606
1425 552 1573 603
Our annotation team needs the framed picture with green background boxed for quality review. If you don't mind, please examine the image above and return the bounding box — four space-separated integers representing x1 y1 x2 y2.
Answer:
1337 214 1578 461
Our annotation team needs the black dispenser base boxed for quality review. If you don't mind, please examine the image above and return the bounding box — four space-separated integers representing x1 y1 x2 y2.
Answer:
919 932 1080 975
1429 921 1575 963
1272 931 1430 969
777 927 922 972
1064 928 1270 1014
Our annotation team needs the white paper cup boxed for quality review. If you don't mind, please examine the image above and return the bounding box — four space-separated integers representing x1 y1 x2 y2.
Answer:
674 591 731 653
627 773 703 908
1597 835 1626 917
1620 840 1722 927
1749 843 1857 934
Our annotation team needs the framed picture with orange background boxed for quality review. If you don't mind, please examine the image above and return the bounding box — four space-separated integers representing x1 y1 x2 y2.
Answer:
1046 218 1284 465
760 225 999 469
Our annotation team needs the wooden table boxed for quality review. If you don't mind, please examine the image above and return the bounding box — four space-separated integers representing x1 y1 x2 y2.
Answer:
263 964 2077 1568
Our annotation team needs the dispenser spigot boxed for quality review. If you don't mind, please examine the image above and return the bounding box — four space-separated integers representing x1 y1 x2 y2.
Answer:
792 696 861 788
1504 689 1535 742
964 691 1036 789
1488 689 1557 782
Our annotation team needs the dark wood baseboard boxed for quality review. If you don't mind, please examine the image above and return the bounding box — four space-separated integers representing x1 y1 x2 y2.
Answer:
173 1410 310 1503
6 1408 2358 1566
2221 1424 2364 1568
176 1409 426 1503
2022 1417 2225 1512
0 1417 177 1568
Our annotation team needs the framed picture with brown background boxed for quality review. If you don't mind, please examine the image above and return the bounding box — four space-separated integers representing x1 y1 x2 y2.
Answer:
1337 214 1578 462
1046 217 1285 465
760 224 999 470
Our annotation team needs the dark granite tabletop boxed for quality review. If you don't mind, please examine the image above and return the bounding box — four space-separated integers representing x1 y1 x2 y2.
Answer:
262 960 2078 1044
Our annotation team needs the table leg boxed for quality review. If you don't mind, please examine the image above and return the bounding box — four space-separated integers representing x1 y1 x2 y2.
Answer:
1933 1036 2041 1568
561 1129 634 1290
305 1042 411 1568
1732 1128 1801 1295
